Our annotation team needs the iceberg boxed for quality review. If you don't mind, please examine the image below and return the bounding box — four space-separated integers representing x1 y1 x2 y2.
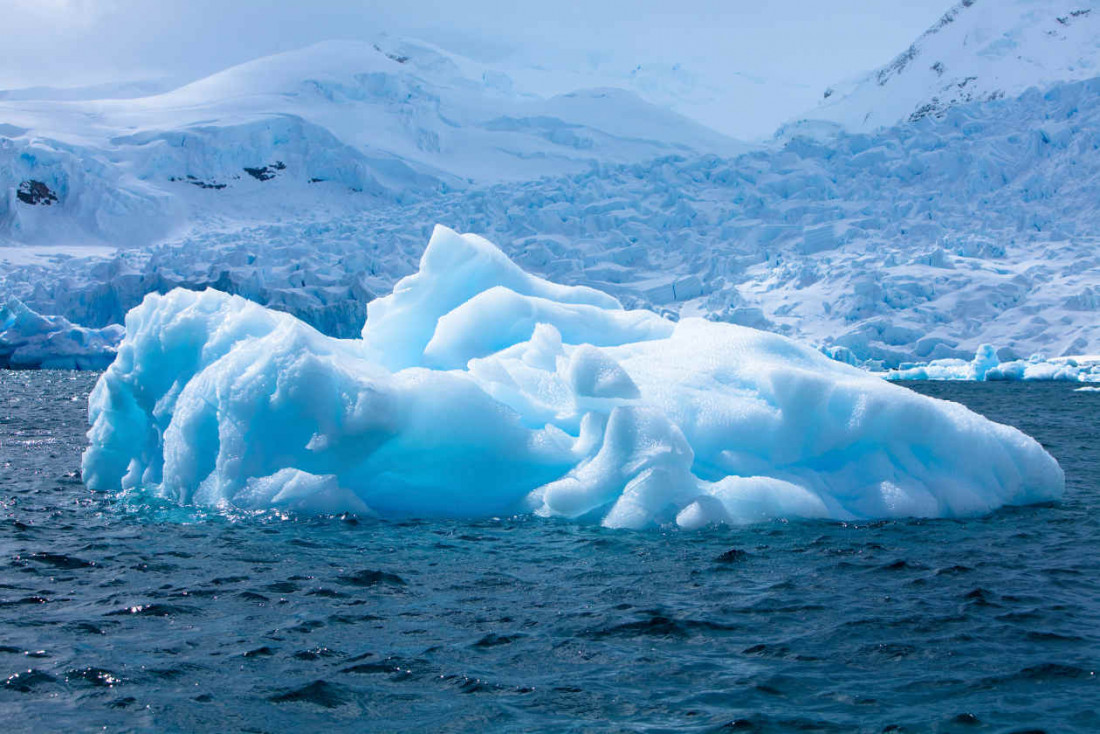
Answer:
82 226 1065 528
1 298 122 370
886 345 1100 383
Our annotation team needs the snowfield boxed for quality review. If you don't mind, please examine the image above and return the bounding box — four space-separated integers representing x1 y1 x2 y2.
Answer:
82 227 1064 525
0 39 739 249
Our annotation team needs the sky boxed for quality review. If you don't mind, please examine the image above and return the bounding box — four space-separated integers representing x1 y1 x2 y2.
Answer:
0 0 951 139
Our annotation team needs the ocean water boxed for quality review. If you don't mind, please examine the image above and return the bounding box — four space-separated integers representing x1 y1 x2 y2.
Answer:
0 371 1097 733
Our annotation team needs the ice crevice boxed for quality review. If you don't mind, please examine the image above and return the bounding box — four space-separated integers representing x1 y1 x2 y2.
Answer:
82 225 1065 528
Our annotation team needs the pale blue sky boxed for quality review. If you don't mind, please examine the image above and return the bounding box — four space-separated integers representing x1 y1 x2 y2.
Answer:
1 0 952 138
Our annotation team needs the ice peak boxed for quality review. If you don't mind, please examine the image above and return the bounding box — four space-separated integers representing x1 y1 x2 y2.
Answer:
363 226 632 370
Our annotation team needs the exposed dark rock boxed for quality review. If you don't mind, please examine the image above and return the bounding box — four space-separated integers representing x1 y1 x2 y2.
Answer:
1057 9 1091 25
373 43 409 64
243 161 286 181
16 180 58 206
169 175 226 190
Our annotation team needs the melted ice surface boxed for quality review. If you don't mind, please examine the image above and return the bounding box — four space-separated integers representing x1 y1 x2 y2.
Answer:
82 226 1064 527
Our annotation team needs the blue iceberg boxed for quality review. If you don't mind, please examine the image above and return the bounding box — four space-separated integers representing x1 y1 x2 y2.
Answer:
1 298 123 370
886 344 1100 383
82 226 1064 527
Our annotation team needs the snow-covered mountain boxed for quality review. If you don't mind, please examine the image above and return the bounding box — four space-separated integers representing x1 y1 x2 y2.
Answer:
804 0 1100 131
6 72 1099 362
3 7 1100 371
0 39 740 248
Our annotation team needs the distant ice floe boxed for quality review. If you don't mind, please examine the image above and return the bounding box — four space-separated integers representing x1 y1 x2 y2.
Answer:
885 344 1100 383
81 226 1064 528
0 298 122 370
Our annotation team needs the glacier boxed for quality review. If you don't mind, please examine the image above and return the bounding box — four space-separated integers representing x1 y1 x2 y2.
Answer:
0 39 740 249
5 71 1100 367
81 226 1064 527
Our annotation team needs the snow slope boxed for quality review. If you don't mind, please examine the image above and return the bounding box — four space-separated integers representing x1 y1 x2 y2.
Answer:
83 226 1063 525
4 10 1100 370
806 0 1100 131
0 39 739 247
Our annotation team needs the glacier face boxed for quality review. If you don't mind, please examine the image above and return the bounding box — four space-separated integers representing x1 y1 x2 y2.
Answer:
82 226 1064 527
6 73 1100 365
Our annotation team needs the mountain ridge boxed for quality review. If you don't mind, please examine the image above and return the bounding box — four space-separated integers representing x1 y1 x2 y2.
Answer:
800 0 1100 131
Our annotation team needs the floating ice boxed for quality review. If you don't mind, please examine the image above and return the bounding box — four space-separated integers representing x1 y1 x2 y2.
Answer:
886 345 1100 383
82 226 1065 527
1 298 122 370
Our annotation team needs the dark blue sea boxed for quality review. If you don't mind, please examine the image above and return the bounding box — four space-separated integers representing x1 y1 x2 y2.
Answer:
1 371 1097 732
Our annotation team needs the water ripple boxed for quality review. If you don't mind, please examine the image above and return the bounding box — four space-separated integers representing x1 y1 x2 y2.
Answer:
0 372 1097 731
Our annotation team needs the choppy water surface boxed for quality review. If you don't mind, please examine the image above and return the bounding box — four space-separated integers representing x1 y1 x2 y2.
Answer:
0 371 1097 732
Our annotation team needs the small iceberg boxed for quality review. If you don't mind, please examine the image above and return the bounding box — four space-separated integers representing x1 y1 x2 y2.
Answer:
82 226 1064 528
885 344 1100 383
1 298 123 370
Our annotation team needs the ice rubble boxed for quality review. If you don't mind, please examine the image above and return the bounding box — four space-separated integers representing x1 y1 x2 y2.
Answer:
82 226 1064 527
0 298 121 370
886 344 1100 383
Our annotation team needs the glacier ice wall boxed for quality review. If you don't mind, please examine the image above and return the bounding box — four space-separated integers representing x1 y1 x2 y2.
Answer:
82 226 1064 527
